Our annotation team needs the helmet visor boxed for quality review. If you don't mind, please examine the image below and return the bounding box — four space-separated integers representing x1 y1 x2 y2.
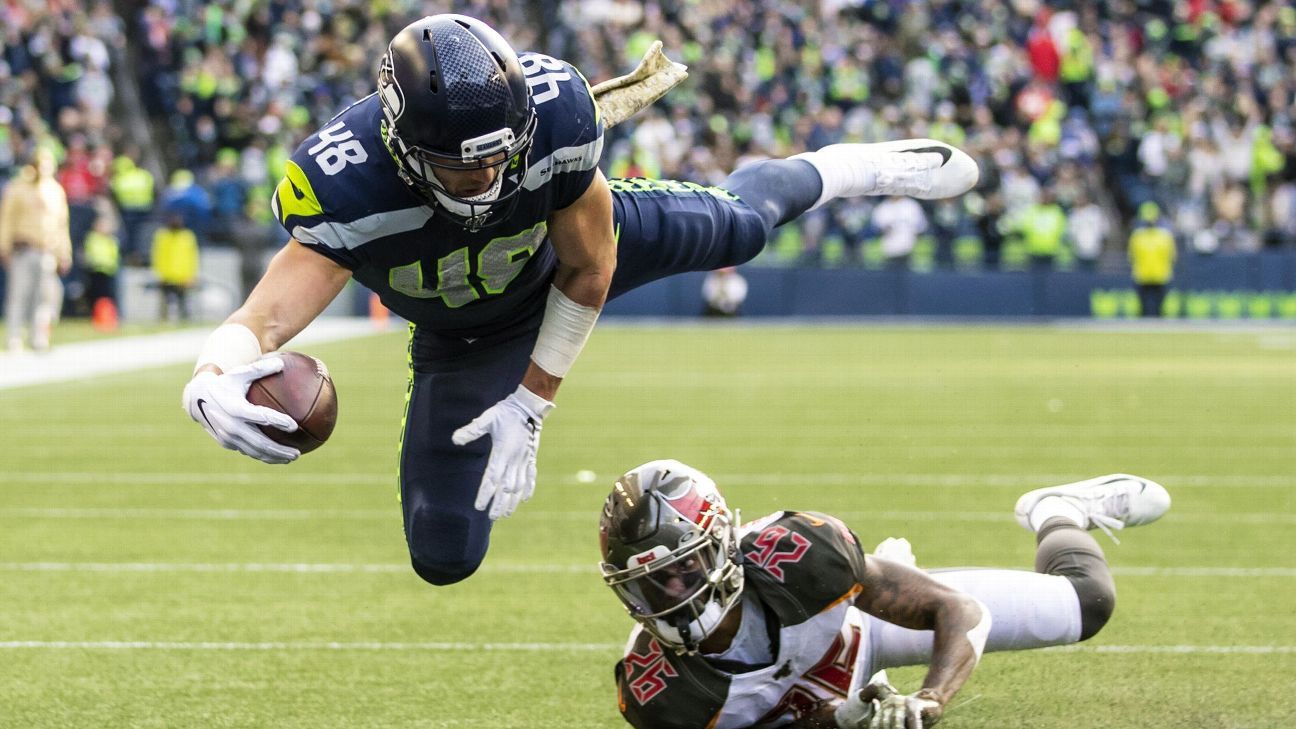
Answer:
602 537 723 619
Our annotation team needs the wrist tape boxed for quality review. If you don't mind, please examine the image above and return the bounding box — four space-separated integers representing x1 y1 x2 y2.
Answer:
531 285 600 378
194 323 262 375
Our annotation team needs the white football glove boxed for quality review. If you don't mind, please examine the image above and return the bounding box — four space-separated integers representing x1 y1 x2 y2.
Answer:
182 357 300 464
451 384 555 520
866 682 943 729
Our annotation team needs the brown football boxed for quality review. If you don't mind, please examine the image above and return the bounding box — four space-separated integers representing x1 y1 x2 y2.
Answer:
246 351 337 454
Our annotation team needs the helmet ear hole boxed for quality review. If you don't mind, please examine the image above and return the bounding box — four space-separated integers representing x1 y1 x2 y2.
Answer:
428 71 438 93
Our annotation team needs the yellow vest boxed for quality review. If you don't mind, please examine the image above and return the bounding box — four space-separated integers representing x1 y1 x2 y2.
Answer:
1128 225 1176 284
1021 204 1068 256
84 231 120 275
151 227 199 285
112 166 155 210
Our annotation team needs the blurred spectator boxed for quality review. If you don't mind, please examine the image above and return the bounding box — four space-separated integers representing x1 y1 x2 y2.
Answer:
1068 193 1108 271
871 195 927 270
160 169 213 241
1020 190 1068 270
151 210 199 322
1128 202 1177 318
82 203 120 309
702 267 748 317
1 149 71 352
110 152 155 263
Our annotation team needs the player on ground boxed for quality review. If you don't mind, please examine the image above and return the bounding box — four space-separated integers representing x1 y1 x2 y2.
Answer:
181 14 979 586
601 461 1171 728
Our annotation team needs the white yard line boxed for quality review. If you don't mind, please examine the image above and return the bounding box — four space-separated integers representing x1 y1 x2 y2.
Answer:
0 640 1288 655
0 640 617 652
3 471 1292 489
0 562 1291 578
0 318 384 390
2 506 1293 526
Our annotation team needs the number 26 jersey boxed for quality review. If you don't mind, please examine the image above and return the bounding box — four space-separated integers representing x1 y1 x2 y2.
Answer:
615 511 874 729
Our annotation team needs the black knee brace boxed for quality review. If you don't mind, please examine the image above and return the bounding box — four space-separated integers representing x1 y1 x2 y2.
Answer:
1035 518 1117 640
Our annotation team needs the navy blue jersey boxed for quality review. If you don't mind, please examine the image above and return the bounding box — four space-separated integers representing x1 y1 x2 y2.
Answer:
271 52 604 336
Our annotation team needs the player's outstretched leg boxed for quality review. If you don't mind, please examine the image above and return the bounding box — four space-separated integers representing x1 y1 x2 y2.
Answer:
721 138 979 234
790 138 979 206
1019 474 1171 639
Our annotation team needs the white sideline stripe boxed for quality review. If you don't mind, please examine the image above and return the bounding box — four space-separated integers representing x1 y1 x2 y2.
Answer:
0 318 383 390
3 507 1293 527
1045 645 1296 656
3 472 1293 489
0 562 592 574
1 563 1292 578
0 641 617 652
0 641 1288 655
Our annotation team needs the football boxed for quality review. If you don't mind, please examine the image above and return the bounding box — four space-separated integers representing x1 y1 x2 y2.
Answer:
246 351 338 454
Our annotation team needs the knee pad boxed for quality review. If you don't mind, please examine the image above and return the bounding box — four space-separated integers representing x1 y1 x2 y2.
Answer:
410 557 481 586
1035 521 1116 640
405 505 489 586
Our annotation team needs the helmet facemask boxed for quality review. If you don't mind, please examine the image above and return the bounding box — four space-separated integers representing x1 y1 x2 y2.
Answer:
599 462 744 655
377 28 538 232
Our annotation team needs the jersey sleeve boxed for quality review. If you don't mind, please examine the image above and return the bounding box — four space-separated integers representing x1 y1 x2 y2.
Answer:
741 511 869 623
269 146 363 270
521 54 605 210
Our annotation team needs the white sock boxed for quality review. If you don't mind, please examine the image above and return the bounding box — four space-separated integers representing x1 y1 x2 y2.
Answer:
790 145 878 210
1028 496 1087 532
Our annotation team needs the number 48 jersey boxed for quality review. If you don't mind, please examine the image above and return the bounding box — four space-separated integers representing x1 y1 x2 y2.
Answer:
614 511 874 729
270 52 604 337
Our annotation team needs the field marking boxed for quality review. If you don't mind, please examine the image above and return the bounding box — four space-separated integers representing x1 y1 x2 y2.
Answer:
0 641 617 652
2 506 1294 527
1 562 1292 578
1044 645 1296 655
0 318 383 391
3 471 1293 489
0 640 1290 656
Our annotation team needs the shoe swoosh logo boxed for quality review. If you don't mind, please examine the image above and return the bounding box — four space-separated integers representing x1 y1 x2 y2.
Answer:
1096 475 1147 493
195 399 217 431
900 146 953 166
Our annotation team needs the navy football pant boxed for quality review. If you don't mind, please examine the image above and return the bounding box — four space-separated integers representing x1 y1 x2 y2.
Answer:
400 161 821 584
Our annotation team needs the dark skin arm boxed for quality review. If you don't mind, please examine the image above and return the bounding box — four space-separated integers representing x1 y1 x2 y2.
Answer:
785 556 985 728
854 556 984 709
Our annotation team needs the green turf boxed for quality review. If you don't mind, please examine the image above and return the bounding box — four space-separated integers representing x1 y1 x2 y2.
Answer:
1 324 1293 728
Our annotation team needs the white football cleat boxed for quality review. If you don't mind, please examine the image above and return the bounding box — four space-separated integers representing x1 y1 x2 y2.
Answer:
816 139 979 200
1014 474 1171 540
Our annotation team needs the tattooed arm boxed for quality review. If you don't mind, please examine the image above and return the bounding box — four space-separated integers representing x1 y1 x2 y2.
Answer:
853 557 988 718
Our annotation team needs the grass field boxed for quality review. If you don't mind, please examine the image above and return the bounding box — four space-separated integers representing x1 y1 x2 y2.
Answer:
1 323 1293 728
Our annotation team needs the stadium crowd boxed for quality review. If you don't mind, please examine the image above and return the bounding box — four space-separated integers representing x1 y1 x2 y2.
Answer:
3 0 1296 325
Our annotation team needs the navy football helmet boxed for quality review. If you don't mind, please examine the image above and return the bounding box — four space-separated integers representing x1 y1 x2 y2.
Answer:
599 461 744 654
378 15 537 231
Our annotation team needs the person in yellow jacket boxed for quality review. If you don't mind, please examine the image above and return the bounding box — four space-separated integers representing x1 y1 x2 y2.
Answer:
1128 201 1177 317
1021 190 1068 270
110 153 155 263
83 210 121 307
151 211 199 322
1 148 72 352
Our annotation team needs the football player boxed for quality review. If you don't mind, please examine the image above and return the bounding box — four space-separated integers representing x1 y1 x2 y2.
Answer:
601 461 1171 728
182 14 979 586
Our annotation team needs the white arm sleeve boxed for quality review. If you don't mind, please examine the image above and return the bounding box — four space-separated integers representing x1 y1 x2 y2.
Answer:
530 285 600 378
